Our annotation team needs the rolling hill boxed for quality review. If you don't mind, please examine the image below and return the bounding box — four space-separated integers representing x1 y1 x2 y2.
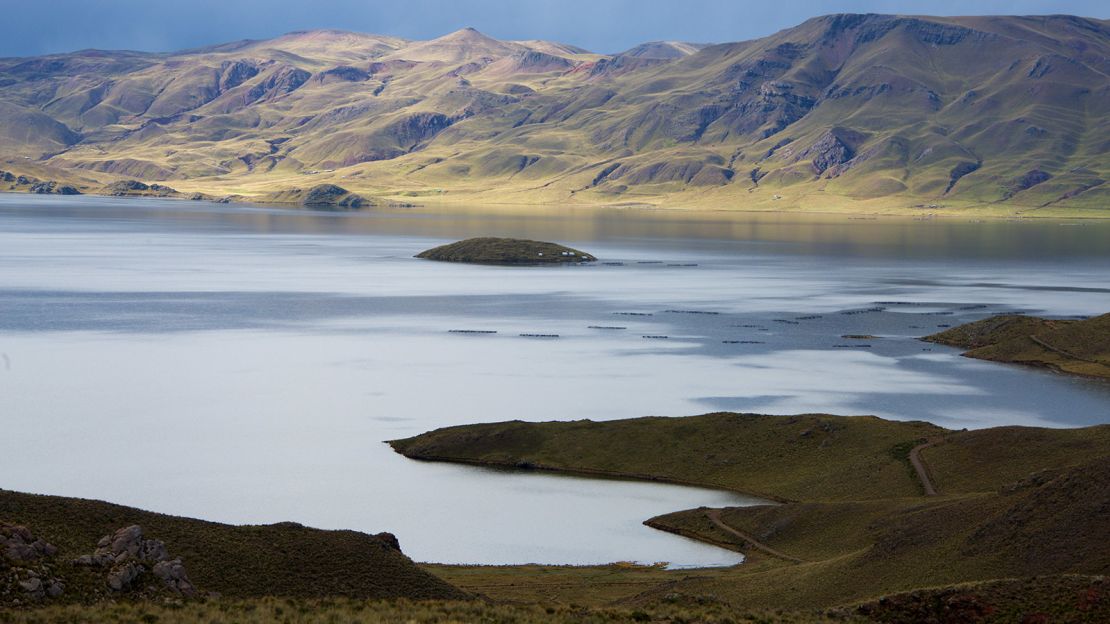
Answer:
0 488 468 605
1 14 1108 215
390 412 1110 610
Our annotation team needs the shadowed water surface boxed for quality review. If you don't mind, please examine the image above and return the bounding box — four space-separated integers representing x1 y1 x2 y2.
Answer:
1 195 1108 565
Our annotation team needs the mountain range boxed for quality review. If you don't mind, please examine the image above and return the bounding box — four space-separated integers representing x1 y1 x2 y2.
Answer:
1 14 1108 214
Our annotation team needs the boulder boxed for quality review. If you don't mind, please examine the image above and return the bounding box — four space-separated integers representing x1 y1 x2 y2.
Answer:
153 558 196 595
374 532 401 551
1 524 64 602
1 523 57 562
74 525 195 596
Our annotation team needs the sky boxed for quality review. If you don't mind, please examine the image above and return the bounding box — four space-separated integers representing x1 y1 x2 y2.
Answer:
0 0 1106 57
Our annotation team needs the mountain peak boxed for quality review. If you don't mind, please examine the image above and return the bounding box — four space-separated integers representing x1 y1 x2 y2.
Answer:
385 27 522 63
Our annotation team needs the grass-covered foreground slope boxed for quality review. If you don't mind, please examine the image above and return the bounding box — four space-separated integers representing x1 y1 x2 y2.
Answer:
4 576 1108 623
0 489 467 604
925 313 1110 380
391 413 1110 610
415 237 596 265
1 14 1108 215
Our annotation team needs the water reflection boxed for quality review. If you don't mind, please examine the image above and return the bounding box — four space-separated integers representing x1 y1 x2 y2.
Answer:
0 195 1108 565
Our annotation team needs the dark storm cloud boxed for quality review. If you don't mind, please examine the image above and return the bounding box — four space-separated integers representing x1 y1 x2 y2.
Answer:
1 0 1107 57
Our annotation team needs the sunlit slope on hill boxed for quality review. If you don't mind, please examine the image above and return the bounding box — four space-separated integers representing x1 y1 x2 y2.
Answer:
1 14 1107 213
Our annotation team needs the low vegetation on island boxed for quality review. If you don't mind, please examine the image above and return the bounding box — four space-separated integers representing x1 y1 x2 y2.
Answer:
416 237 596 265
925 313 1110 380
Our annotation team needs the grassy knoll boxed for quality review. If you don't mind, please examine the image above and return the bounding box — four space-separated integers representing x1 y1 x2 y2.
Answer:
415 237 596 265
391 413 947 501
391 413 1110 611
0 489 467 604
924 313 1110 380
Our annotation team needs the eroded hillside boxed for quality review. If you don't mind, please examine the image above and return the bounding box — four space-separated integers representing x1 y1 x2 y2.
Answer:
1 14 1108 213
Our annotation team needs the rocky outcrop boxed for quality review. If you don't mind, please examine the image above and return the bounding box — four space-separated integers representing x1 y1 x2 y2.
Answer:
106 180 149 195
246 65 311 104
1003 169 1052 198
314 65 371 84
219 60 260 91
302 184 367 208
28 180 81 195
74 525 195 596
802 130 855 175
1 524 64 603
945 160 981 194
105 180 179 197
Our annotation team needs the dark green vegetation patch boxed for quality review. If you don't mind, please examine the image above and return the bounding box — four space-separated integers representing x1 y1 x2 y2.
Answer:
416 237 597 265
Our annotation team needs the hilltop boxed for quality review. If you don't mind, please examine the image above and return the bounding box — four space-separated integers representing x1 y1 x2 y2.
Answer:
1 15 1108 215
0 489 467 605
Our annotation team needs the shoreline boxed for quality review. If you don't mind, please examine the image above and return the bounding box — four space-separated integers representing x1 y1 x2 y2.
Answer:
3 187 1109 221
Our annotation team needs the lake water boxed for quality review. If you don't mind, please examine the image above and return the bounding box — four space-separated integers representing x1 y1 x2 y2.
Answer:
1 194 1109 566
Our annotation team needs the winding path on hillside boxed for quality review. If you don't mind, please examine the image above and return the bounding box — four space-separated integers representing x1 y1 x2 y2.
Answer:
703 509 804 564
909 439 941 496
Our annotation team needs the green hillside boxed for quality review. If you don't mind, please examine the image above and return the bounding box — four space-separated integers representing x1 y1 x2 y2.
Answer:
925 313 1110 379
0 489 467 605
1 15 1108 214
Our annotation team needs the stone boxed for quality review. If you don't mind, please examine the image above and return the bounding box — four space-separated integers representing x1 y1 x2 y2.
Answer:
74 525 194 595
2 523 57 562
374 532 401 551
153 558 195 596
107 562 143 591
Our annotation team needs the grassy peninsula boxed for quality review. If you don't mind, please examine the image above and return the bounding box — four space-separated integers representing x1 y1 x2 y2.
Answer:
925 313 1110 380
391 412 1110 611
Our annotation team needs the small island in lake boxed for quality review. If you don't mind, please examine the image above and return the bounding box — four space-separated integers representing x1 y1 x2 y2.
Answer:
416 237 597 265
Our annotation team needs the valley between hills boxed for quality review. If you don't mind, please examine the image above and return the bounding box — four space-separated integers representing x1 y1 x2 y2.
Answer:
1 13 1109 216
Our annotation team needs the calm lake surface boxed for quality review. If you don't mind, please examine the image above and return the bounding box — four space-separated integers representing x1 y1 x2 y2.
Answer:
2 194 1109 566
